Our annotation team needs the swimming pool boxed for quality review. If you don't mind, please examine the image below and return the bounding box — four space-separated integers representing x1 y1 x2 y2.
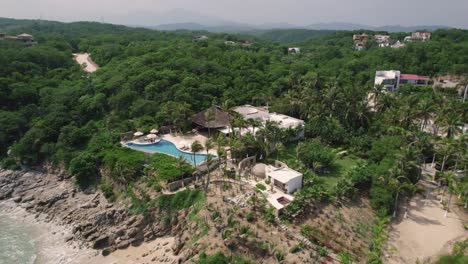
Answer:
126 139 212 165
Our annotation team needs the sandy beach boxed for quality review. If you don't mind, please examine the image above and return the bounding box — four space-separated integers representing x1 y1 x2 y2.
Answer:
0 200 177 264
384 194 467 263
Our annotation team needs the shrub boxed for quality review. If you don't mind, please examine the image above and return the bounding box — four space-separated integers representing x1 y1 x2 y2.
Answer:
68 151 98 188
100 180 116 202
148 153 194 182
102 147 147 183
290 243 303 253
246 212 255 222
256 183 267 191
1 156 21 170
370 185 394 215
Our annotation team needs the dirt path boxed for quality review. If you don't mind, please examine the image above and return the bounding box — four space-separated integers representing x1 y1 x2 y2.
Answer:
384 192 467 263
73 53 99 73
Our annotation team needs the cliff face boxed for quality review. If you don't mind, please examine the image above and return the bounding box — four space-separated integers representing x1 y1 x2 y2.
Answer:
0 169 179 258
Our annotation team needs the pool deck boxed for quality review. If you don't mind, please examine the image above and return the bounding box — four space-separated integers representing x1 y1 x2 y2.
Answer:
160 133 218 156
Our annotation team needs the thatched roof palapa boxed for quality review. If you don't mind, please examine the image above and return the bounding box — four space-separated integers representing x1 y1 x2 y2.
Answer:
192 106 230 128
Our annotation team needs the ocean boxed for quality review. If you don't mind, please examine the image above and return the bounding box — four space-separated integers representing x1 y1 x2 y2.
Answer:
0 213 37 264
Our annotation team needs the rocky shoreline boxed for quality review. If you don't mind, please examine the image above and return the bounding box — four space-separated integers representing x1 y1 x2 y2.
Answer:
0 169 184 263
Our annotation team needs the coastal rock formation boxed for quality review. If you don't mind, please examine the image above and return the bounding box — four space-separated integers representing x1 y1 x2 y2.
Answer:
0 169 178 256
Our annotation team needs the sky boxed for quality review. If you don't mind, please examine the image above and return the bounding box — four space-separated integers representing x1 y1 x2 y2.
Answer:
1 0 467 28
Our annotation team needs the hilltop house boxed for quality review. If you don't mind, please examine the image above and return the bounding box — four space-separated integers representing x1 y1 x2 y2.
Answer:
405 32 431 42
266 164 303 194
375 70 430 92
231 105 305 140
0 32 36 46
288 47 301 54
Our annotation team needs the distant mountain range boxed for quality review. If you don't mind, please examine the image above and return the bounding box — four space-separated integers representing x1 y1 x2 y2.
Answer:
104 8 452 33
152 22 449 33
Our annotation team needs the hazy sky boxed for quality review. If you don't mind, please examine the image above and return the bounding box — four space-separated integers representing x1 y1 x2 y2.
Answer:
1 0 467 28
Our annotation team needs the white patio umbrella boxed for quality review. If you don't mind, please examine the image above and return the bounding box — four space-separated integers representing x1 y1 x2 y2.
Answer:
133 131 144 137
150 129 159 134
146 133 157 139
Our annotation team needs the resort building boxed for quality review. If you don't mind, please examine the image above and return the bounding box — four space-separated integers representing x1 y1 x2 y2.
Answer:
232 105 305 140
288 47 301 54
404 32 431 42
375 70 430 92
266 164 303 194
192 106 231 132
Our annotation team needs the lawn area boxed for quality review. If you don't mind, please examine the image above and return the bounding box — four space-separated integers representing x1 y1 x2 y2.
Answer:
275 142 362 191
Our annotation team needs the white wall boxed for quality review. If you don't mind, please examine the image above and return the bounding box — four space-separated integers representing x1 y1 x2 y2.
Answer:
286 175 303 194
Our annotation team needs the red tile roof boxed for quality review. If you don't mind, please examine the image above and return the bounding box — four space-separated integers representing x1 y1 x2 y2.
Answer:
400 74 430 81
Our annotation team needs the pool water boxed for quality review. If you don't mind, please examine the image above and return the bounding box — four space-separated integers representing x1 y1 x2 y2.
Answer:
126 139 212 165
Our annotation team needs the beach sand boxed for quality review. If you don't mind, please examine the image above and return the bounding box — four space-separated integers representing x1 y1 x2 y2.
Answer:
384 194 467 263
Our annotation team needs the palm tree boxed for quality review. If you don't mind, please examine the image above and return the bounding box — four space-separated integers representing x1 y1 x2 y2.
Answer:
416 99 434 131
190 140 203 166
204 109 216 137
441 172 456 217
441 111 463 138
232 115 246 139
204 139 214 193
246 118 263 136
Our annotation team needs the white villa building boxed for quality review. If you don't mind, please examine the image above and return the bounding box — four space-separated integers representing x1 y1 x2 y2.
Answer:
231 105 305 140
288 47 301 54
374 70 430 92
266 165 303 194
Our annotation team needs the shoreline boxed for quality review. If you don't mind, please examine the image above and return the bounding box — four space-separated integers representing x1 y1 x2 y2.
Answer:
1 200 178 264
0 170 180 264
0 200 99 264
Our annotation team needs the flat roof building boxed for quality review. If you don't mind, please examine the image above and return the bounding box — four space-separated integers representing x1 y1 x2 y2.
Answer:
266 165 303 194
231 105 305 139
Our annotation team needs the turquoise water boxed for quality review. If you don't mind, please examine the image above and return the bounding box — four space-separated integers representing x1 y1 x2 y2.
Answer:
126 139 212 165
0 213 37 264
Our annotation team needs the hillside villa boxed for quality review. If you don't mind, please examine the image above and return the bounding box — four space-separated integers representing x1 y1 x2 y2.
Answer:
0 32 36 46
374 70 430 92
266 165 303 195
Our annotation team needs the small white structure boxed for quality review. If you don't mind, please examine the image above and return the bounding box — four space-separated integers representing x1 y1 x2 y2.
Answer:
288 47 300 54
193 35 208 42
391 40 405 49
266 165 303 194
